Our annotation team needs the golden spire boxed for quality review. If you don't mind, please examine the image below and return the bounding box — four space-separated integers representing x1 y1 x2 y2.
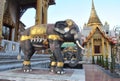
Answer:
87 0 103 27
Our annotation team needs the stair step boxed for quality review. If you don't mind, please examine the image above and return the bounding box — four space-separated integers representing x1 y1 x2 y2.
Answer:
0 60 50 71
0 54 51 71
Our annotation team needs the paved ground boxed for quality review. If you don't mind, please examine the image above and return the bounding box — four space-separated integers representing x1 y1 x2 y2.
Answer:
0 68 85 81
0 64 120 81
84 64 120 81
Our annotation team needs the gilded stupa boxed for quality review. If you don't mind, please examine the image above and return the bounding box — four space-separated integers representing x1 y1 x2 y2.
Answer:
87 0 103 28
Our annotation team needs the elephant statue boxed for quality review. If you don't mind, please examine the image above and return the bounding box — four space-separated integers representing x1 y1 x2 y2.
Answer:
20 19 84 74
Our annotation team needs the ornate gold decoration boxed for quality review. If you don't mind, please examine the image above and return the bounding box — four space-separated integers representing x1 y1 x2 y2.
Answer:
57 62 64 67
87 0 103 27
73 50 77 52
51 61 57 66
48 35 62 40
66 19 73 26
64 58 67 60
91 38 94 55
0 0 6 41
20 35 31 41
30 25 47 37
17 54 21 60
36 0 42 25
23 61 30 65
63 47 77 53
43 39 48 45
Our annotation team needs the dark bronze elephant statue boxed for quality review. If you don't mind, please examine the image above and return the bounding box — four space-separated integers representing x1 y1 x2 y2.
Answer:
20 19 84 74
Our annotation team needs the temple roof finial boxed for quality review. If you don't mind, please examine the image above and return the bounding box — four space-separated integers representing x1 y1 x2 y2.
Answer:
92 0 95 9
87 0 103 27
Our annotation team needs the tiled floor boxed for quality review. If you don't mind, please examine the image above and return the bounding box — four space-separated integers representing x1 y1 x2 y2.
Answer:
0 64 120 81
84 64 120 81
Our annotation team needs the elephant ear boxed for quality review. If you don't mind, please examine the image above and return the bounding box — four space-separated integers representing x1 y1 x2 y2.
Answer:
54 21 69 34
54 27 66 34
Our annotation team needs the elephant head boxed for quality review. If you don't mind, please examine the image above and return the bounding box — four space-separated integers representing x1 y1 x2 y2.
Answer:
54 19 84 49
54 19 84 66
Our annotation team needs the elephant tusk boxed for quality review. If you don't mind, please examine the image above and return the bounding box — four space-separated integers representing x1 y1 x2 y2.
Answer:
76 40 85 50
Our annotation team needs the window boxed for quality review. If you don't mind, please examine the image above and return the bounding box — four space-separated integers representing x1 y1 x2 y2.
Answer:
94 45 100 53
106 30 109 34
2 25 11 40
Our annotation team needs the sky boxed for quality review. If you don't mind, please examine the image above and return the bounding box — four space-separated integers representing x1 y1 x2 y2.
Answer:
20 0 120 30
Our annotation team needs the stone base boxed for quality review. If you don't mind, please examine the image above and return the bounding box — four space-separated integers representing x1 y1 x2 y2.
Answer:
0 68 85 81
64 63 83 69
64 61 84 69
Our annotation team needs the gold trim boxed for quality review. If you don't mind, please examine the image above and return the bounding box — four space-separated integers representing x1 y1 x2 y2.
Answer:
64 58 67 60
20 35 31 41
57 62 64 67
73 50 77 52
43 39 48 45
48 35 62 40
51 61 57 66
71 57 77 60
30 26 46 36
23 61 31 65
66 19 73 26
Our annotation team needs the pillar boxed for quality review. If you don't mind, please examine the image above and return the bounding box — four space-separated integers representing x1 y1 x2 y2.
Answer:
14 6 20 41
101 37 105 66
91 38 95 64
91 38 94 55
106 41 109 69
43 0 48 24
106 41 109 56
87 42 90 58
35 0 43 25
86 42 90 63
102 37 105 56
0 0 6 45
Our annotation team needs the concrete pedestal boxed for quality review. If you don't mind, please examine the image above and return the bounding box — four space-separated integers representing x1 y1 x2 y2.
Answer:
0 68 85 81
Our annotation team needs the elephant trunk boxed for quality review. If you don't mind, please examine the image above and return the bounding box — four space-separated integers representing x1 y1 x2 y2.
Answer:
68 40 84 67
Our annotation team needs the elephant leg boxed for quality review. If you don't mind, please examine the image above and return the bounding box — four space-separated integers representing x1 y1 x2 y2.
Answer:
49 53 57 73
49 40 65 74
20 40 35 72
54 47 65 74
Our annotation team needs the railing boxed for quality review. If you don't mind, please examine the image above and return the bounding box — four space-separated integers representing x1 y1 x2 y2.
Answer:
0 39 23 56
91 54 120 76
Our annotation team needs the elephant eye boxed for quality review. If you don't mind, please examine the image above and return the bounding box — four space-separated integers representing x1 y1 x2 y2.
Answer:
64 27 70 32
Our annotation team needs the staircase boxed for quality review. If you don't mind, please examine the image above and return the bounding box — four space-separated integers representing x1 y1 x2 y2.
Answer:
0 53 50 71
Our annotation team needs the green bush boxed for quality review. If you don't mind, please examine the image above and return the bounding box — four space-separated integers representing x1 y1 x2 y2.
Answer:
92 55 95 64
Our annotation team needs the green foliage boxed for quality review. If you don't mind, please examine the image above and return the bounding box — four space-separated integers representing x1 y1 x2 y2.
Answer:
96 55 99 64
99 55 102 66
101 55 104 67
110 62 114 73
105 56 109 69
92 55 95 64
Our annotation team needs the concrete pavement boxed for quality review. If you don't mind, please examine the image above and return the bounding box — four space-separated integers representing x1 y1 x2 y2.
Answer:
0 68 85 81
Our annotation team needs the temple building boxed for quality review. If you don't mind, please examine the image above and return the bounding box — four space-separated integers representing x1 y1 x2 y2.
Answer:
0 0 55 53
81 0 115 63
0 0 55 42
